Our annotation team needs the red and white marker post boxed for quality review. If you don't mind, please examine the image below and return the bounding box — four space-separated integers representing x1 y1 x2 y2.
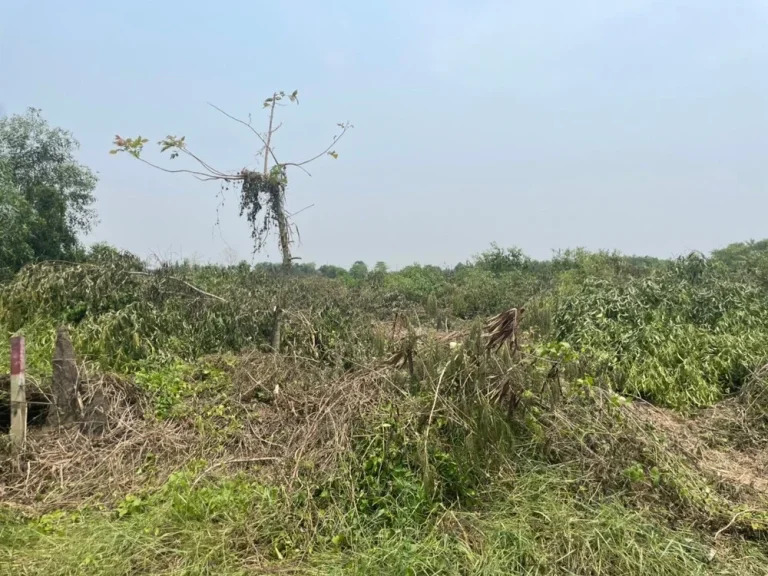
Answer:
10 336 26 451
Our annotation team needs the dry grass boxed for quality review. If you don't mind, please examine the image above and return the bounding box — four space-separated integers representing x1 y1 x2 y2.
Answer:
1 373 207 512
0 351 400 514
230 350 399 479
630 399 768 505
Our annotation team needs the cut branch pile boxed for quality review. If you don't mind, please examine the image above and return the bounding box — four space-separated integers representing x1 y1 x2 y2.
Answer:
0 351 397 512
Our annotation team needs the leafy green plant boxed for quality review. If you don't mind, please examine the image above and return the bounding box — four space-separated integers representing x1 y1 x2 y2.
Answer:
553 253 768 408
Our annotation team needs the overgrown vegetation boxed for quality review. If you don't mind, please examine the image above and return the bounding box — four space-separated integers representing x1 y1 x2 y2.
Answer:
2 239 768 574
2 111 768 575
554 252 768 409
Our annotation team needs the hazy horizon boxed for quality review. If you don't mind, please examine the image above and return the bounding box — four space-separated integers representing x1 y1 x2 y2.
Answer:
2 0 766 269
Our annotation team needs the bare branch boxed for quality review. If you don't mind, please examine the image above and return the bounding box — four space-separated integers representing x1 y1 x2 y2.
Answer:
128 271 228 302
176 146 231 178
263 96 278 177
207 102 281 167
287 204 315 218
291 163 313 177
133 156 231 181
281 124 351 169
114 134 238 181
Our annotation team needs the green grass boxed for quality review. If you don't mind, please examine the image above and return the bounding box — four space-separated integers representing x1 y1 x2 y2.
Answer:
2 463 765 576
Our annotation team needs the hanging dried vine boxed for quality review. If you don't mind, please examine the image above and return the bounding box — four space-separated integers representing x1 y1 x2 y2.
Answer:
238 166 288 257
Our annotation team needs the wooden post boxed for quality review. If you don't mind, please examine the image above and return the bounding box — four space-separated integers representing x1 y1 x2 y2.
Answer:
10 336 26 452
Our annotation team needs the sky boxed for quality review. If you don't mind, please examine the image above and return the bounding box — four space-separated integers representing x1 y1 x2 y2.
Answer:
1 0 767 269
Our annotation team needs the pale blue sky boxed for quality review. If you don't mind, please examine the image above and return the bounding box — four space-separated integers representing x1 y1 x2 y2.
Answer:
1 0 766 268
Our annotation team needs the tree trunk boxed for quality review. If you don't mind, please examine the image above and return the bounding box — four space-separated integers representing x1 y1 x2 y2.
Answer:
263 95 292 353
271 186 292 352
273 186 292 269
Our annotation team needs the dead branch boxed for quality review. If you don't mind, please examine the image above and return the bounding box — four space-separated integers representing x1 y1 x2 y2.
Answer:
207 102 280 167
133 155 228 181
176 146 231 179
287 204 315 218
281 124 351 170
127 271 228 302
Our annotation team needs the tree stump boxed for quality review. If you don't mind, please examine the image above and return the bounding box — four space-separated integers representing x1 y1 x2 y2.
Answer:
49 326 81 427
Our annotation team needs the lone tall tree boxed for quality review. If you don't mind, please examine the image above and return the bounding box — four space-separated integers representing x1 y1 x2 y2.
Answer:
111 91 351 351
0 108 98 275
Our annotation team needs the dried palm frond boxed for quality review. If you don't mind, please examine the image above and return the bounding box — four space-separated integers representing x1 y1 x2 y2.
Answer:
484 307 525 353
384 316 420 376
384 349 412 370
